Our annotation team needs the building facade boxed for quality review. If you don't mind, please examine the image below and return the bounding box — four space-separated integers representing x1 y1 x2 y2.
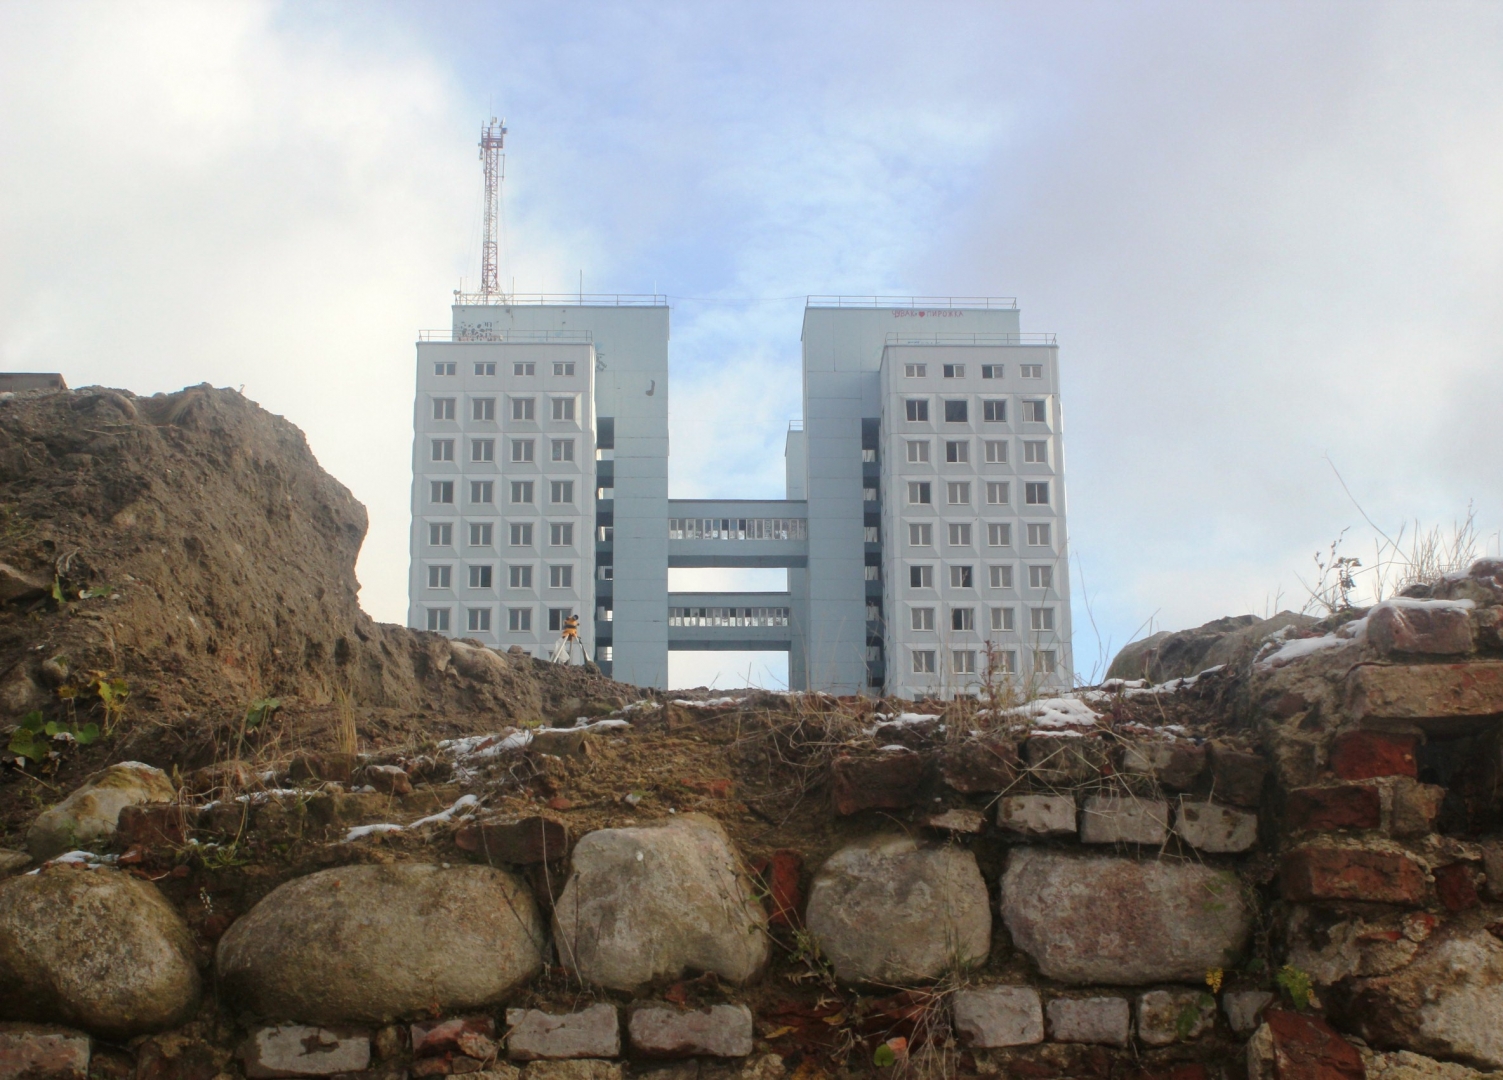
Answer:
408 296 1072 697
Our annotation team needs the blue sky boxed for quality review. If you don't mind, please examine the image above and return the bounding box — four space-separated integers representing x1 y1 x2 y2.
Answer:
2 1 1501 688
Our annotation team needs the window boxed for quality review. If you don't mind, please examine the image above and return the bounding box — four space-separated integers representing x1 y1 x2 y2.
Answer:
1030 565 1053 589
512 397 535 421
510 481 534 504
1035 650 1058 674
472 397 495 421
508 607 532 631
469 480 493 504
906 440 929 463
952 650 976 674
950 565 975 588
431 439 454 462
433 397 456 420
864 486 879 502
427 565 452 588
547 608 573 632
983 400 1007 422
910 565 934 588
597 566 613 580
905 399 929 422
987 481 1010 505
948 523 972 546
1027 523 1052 546
474 362 496 376
551 439 575 462
509 565 533 588
945 440 969 463
434 361 456 376
553 361 576 376
551 397 576 421
472 439 495 463
550 523 574 546
467 608 492 632
991 606 1016 632
1024 440 1048 464
550 480 574 504
1031 607 1056 631
985 440 1008 463
431 480 454 504
549 565 574 589
987 524 1011 547
514 362 536 376
951 607 974 631
907 481 931 505
947 481 970 504
509 523 534 546
1025 481 1049 505
943 363 965 379
429 523 453 546
426 608 451 632
904 363 927 378
512 439 535 463
909 523 933 546
1023 400 1047 423
944 400 968 423
468 564 493 589
911 607 935 631
1021 364 1043 379
981 364 1003 379
912 650 936 674
862 447 877 463
990 565 1014 588
991 649 1018 675
469 523 493 546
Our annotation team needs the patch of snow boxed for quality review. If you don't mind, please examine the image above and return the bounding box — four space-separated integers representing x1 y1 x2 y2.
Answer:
344 793 480 843
620 700 662 713
1000 696 1103 731
878 744 912 752
572 717 631 731
29 850 118 874
668 696 743 708
1254 631 1355 671
1371 597 1475 612
1099 678 1150 692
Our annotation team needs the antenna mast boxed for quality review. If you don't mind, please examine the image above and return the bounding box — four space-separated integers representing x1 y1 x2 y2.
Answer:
479 117 507 302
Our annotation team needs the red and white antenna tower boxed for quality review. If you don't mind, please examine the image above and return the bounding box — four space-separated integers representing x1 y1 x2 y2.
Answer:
479 117 507 301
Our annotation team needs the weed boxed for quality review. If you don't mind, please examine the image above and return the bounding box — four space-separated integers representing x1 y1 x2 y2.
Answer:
787 927 838 991
333 688 358 757
7 709 100 766
1276 964 1313 1010
91 672 129 732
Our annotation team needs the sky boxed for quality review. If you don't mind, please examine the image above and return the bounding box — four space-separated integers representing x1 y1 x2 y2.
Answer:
2 1 1500 689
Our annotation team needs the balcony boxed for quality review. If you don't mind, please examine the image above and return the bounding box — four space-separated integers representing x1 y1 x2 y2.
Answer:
667 499 809 569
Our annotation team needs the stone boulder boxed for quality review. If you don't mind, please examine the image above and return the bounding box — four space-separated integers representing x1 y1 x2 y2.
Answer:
1331 922 1503 1068
804 833 990 985
216 863 544 1023
1107 612 1314 683
552 815 768 992
26 763 176 860
999 849 1251 985
0 867 200 1038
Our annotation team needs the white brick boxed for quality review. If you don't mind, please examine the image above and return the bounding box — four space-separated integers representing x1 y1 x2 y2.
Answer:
998 795 1076 838
1223 990 1274 1035
1173 800 1257 853
506 1005 619 1061
1136 989 1215 1046
238 1026 370 1079
951 987 1044 1048
628 1006 753 1059
1045 998 1130 1047
1079 796 1168 845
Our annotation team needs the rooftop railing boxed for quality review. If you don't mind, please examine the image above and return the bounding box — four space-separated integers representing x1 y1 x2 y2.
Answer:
806 295 1019 309
453 292 668 307
418 329 595 343
884 332 1057 346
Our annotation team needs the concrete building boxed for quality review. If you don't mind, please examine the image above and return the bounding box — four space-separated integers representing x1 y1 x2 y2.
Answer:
409 295 1072 697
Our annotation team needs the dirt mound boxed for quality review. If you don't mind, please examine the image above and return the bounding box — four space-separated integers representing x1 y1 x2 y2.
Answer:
0 384 641 833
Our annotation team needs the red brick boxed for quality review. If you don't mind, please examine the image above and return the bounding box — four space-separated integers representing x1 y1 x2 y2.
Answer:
1281 846 1426 905
1331 731 1418 780
1285 785 1381 831
411 1018 496 1059
1368 604 1475 656
0 1024 90 1080
830 750 926 815
765 849 803 928
115 804 189 849
1209 742 1267 807
1433 862 1480 912
936 736 1019 793
453 816 568 864
1263 1009 1364 1080
1347 662 1503 725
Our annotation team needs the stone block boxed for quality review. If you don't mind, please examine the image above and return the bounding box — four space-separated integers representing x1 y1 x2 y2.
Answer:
1248 1010 1364 1080
1045 997 1130 1047
1173 800 1257 852
0 1023 90 1080
0 849 29 877
1121 741 1205 791
237 1026 370 1079
26 762 176 860
1223 990 1274 1035
936 737 1019 793
923 808 986 833
1024 735 1109 784
830 751 926 815
1347 662 1503 728
288 753 357 784
627 1005 753 1058
413 1018 498 1059
1079 796 1168 845
1483 842 1503 900
1280 847 1426 905
134 1032 227 1080
1368 604 1475 657
362 765 413 796
1331 732 1418 781
997 794 1076 838
115 804 189 849
1208 743 1266 807
1389 781 1445 838
950 987 1044 1048
521 1064 620 1080
454 817 570 864
505 1006 618 1061
1285 785 1381 831
1136 989 1214 1046
1433 863 1479 912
